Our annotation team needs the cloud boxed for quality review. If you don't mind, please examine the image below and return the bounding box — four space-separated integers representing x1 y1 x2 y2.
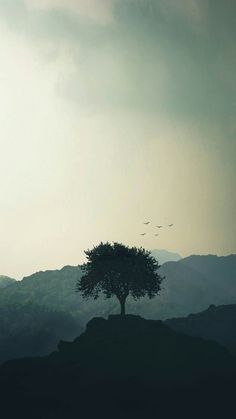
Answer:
24 0 115 25
0 1 235 278
0 0 235 126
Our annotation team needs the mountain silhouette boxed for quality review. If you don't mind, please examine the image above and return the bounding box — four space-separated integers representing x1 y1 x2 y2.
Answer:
0 302 82 364
0 275 16 288
0 315 235 418
151 249 181 264
156 254 236 318
166 303 236 355
0 254 236 363
1 254 236 321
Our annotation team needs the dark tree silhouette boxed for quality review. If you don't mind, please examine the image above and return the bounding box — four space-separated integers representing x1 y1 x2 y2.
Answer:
77 242 164 316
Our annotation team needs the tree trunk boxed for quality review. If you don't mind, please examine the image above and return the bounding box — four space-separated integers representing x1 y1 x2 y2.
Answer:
120 298 126 317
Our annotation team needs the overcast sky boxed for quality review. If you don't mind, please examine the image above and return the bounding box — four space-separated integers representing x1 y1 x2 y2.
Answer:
0 0 236 279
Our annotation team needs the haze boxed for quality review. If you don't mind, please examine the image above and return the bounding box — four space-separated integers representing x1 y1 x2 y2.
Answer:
0 0 235 279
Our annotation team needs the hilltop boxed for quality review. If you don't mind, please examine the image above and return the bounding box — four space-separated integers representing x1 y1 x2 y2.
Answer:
151 249 181 264
0 315 235 418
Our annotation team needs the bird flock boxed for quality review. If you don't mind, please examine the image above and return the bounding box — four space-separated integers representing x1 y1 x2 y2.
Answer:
140 221 174 237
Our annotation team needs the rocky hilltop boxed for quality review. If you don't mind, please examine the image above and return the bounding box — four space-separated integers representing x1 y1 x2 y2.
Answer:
1 315 235 418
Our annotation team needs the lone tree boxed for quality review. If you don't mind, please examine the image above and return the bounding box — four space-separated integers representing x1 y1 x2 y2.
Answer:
77 242 164 316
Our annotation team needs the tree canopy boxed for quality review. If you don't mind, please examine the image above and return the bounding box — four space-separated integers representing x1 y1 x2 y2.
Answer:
77 242 164 316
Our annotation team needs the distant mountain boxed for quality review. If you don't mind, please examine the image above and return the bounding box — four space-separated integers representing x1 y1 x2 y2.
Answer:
124 254 236 319
0 266 116 363
0 265 116 322
0 315 235 418
0 254 236 362
151 249 181 264
0 301 82 364
0 255 236 323
166 303 236 355
0 275 15 288
0 265 82 314
162 254 236 314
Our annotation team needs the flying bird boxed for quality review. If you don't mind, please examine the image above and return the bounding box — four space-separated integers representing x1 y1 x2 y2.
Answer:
168 224 174 227
143 221 150 225
156 225 162 228
140 233 146 236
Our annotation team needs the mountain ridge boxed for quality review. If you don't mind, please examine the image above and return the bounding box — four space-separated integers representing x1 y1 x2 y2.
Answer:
0 275 16 288
0 253 236 363
151 249 181 264
166 303 236 355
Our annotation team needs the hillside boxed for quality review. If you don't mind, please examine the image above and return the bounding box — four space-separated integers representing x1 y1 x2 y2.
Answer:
0 275 15 288
0 265 116 323
151 249 181 264
53 315 234 377
157 254 236 317
0 315 235 418
0 301 82 364
120 254 236 319
0 266 115 362
0 254 236 363
1 254 235 323
166 303 236 355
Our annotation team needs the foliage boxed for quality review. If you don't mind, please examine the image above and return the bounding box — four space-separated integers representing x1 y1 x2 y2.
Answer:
77 242 164 315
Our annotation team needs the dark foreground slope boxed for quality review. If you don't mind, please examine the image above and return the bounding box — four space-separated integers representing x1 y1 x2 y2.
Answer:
0 315 235 419
166 303 236 355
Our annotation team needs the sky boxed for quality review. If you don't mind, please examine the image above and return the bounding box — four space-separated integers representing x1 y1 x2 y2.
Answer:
0 0 236 279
